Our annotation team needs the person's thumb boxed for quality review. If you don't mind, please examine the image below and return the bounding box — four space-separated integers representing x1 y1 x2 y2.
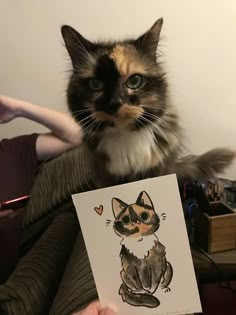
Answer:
100 307 116 315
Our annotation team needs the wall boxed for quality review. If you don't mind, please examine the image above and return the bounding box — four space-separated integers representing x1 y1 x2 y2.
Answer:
0 0 236 178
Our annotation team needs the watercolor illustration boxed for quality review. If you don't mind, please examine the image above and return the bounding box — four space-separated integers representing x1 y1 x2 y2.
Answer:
95 191 173 308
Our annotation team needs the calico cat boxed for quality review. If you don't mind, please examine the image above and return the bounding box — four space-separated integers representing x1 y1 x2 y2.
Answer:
61 18 235 186
112 191 172 308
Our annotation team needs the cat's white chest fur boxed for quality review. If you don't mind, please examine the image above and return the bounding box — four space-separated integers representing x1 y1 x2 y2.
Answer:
121 234 158 259
97 127 157 176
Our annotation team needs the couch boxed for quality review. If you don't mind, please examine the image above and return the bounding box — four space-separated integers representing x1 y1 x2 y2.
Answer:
0 144 99 315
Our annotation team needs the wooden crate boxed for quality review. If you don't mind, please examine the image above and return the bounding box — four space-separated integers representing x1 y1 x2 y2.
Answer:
194 202 236 253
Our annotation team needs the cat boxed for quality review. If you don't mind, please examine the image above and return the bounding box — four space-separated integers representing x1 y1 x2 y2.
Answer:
112 190 173 308
61 18 235 187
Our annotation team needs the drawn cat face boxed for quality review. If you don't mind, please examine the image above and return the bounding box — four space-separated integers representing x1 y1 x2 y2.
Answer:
61 19 171 133
112 191 160 238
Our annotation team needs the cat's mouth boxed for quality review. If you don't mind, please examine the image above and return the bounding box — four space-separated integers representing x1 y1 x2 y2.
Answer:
120 236 144 245
94 104 144 126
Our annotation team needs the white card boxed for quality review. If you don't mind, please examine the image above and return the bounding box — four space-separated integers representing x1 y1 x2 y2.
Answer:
72 174 202 315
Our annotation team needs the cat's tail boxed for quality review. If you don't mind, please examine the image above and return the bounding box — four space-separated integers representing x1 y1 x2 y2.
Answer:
175 148 235 182
119 283 160 308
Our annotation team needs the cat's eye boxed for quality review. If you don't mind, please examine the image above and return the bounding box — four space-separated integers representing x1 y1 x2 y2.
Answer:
121 215 131 225
126 74 144 90
139 211 150 222
89 79 104 91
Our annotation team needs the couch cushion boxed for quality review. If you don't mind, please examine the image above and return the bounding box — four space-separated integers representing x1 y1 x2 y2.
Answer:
49 232 98 315
0 208 24 284
24 145 96 227
0 211 79 315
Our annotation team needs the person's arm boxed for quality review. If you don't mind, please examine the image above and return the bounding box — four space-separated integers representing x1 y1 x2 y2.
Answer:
0 95 83 160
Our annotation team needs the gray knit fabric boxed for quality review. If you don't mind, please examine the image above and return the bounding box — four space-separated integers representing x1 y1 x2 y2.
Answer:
0 146 99 315
0 212 79 315
21 199 75 252
49 232 98 315
24 144 96 227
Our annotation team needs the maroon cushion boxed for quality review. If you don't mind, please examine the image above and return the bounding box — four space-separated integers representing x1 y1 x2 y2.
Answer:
0 208 24 283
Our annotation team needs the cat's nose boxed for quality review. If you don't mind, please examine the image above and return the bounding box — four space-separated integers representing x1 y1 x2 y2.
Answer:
107 98 122 114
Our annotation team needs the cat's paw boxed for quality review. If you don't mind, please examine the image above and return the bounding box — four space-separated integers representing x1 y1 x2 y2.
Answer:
163 287 171 293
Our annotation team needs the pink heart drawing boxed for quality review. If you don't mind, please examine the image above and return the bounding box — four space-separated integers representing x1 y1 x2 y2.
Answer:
94 205 104 216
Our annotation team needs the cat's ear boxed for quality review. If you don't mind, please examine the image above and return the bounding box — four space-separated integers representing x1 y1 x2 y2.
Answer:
61 25 94 68
135 18 163 59
112 198 128 218
136 191 154 208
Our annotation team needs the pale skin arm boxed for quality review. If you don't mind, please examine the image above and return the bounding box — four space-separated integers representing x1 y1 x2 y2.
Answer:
0 95 83 160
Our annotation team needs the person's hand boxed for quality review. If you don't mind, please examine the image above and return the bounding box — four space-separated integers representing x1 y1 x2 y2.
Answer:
0 95 23 123
0 95 84 160
72 301 116 315
0 209 14 219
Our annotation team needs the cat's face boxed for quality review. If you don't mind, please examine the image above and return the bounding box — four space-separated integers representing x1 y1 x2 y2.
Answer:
112 191 160 238
61 18 167 134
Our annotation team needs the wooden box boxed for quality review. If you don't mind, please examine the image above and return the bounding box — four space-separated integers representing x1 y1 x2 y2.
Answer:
194 202 236 253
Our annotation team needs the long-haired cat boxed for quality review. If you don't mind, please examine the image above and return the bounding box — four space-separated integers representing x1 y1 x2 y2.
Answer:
61 18 235 186
112 190 172 308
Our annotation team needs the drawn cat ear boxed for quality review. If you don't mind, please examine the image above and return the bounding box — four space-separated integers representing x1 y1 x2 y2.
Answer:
112 198 128 218
135 18 163 59
136 191 154 208
61 25 95 68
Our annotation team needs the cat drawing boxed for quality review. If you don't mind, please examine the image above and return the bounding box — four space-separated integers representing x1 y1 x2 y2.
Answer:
112 191 173 308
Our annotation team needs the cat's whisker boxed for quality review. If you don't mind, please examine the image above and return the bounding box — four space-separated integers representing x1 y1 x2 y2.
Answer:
141 104 167 110
93 120 102 135
161 213 167 220
106 219 112 227
76 113 96 126
78 120 96 142
79 118 97 134
139 116 169 142
141 116 168 139
84 119 100 138
144 112 168 125
82 120 96 135
136 118 156 143
73 114 89 123
87 123 97 139
143 112 162 122
143 110 169 123
78 112 96 120
70 108 92 115
137 117 167 164
136 119 168 167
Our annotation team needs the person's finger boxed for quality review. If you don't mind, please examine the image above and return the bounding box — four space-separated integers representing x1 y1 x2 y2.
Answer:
99 307 117 315
0 209 14 218
72 300 102 315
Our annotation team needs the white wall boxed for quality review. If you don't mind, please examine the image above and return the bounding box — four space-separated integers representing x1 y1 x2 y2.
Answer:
0 0 236 178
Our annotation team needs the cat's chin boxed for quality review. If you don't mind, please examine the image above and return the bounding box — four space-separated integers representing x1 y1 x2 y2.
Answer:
93 109 141 131
103 123 133 133
121 234 158 260
137 236 144 242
